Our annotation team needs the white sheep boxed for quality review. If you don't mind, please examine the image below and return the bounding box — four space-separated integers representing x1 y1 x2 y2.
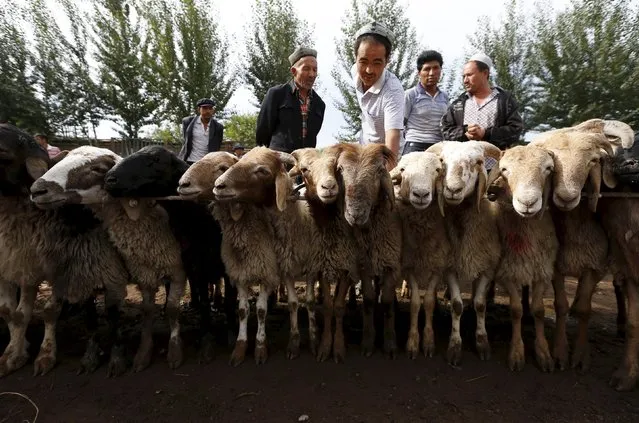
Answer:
389 151 451 358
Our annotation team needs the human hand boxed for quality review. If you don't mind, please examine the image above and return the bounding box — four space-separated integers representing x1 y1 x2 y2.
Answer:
465 124 486 140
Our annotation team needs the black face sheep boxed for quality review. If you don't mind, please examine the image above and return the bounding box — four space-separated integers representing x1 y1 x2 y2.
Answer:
31 146 187 372
103 145 236 363
0 123 129 378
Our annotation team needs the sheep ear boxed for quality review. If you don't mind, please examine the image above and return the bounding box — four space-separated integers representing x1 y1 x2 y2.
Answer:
230 202 244 221
381 170 395 210
587 162 602 212
476 163 488 213
601 153 618 189
486 165 502 187
26 157 49 180
120 198 142 221
275 166 290 212
436 176 445 217
389 166 402 185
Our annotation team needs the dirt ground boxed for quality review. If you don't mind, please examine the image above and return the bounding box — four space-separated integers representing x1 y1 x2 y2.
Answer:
1 279 639 423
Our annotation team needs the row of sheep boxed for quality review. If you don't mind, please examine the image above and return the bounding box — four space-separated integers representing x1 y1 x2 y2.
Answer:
0 119 638 393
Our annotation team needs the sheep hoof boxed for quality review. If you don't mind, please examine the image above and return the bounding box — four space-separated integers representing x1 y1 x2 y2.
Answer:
167 337 184 370
107 345 128 377
534 339 554 373
609 366 639 392
308 336 319 358
508 340 526 372
553 338 569 371
33 353 56 376
476 335 491 361
361 331 375 357
406 334 419 360
333 336 346 363
446 339 462 366
133 340 154 372
198 333 216 364
78 338 103 375
384 341 398 360
571 344 591 373
286 334 301 360
422 339 436 358
229 340 247 367
254 342 268 365
0 349 29 378
316 337 332 363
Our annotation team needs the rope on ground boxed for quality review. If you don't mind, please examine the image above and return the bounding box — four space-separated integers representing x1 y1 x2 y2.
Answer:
0 391 39 423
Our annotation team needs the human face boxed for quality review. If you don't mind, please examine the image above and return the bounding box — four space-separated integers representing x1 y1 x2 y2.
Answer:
356 40 388 90
418 60 441 89
35 135 47 148
462 61 488 95
291 56 318 91
198 105 214 120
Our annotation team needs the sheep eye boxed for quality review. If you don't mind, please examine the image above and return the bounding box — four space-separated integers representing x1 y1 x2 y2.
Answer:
90 166 106 173
219 165 229 172
435 167 441 173
501 167 507 173
337 165 344 173
399 167 405 172
301 167 309 173
254 166 270 176
545 166 553 172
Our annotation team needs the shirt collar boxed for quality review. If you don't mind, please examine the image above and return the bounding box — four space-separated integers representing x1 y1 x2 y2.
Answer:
290 80 313 98
417 81 441 97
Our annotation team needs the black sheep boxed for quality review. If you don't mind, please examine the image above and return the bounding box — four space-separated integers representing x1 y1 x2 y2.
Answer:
103 145 236 362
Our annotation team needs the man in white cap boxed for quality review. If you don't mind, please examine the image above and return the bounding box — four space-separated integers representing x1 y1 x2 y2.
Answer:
351 21 405 164
256 46 325 153
440 52 523 150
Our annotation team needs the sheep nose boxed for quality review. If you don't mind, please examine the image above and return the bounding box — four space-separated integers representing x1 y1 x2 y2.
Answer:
446 186 462 195
215 181 226 190
30 188 48 198
104 175 117 185
521 197 538 207
413 188 431 199
321 180 336 191
179 181 191 189
623 159 638 167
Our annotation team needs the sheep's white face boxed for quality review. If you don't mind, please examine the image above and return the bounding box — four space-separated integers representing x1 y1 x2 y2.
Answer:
438 142 486 205
497 146 553 217
292 148 340 204
30 146 120 208
393 152 441 210
178 152 238 201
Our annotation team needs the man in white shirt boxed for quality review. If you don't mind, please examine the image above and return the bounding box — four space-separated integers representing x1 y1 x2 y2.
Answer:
178 98 224 165
352 21 405 163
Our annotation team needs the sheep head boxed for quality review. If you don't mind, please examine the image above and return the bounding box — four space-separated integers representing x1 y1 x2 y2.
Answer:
30 146 121 209
488 145 554 218
0 123 68 195
327 143 396 227
177 152 238 201
213 146 295 212
612 134 639 188
289 148 339 204
427 141 501 212
104 145 189 198
532 131 615 212
390 151 443 213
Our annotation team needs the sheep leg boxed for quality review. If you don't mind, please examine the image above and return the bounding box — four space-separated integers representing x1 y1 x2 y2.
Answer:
166 273 186 370
105 296 127 377
613 278 627 338
223 275 238 335
333 276 350 363
571 270 602 372
474 274 492 361
306 276 318 357
194 273 216 364
133 288 156 372
552 272 570 371
229 284 249 367
33 288 62 376
316 277 334 362
360 275 376 357
77 296 103 376
504 280 525 371
446 270 463 366
531 281 553 373
422 274 441 358
610 280 638 391
0 282 31 378
406 277 421 359
381 271 399 359
285 279 301 360
254 284 271 365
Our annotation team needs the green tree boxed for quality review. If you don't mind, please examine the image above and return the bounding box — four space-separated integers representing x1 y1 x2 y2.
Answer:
143 0 236 125
331 0 421 141
242 0 314 105
469 0 535 134
0 0 47 132
530 0 639 129
224 112 259 148
92 0 155 138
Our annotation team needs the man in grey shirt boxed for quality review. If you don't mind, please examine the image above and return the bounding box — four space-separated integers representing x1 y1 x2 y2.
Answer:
402 50 449 156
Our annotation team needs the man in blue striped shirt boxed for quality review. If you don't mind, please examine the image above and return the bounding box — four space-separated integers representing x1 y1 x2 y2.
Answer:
402 50 449 157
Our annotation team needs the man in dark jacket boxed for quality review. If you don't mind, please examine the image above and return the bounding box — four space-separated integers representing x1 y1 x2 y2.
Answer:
440 53 523 150
178 98 224 164
256 47 326 153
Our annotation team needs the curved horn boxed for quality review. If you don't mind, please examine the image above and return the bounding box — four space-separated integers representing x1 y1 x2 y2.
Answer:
478 141 502 161
572 119 605 133
603 120 635 149
274 151 297 167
